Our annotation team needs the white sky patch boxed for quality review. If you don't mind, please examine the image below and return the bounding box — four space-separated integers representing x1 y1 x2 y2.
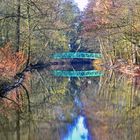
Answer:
74 0 88 11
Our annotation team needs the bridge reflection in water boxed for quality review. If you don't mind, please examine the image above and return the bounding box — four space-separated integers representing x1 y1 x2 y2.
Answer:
51 70 103 77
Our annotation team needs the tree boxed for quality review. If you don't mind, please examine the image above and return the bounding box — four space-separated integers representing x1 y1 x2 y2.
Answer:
82 0 140 64
15 0 21 52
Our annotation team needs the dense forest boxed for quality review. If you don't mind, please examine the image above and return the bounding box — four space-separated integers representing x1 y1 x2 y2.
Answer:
0 0 140 80
0 0 139 108
82 0 140 71
0 0 140 140
0 0 140 103
0 0 80 72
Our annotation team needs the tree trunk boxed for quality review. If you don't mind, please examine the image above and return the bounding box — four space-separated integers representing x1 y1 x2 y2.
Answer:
26 0 31 66
15 0 21 52
132 44 136 64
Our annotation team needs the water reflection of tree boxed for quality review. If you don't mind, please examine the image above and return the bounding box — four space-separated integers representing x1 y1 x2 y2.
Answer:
83 71 140 140
0 69 83 140
1 68 140 140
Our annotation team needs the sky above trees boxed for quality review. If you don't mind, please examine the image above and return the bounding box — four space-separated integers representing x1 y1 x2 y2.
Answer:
74 0 88 11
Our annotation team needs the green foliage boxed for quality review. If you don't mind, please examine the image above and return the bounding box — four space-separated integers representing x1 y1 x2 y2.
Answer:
0 0 80 62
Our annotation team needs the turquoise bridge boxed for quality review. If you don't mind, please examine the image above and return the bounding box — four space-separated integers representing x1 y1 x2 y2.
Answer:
51 52 102 59
51 52 103 77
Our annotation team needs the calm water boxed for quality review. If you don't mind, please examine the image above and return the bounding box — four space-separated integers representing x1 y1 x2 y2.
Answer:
0 63 140 140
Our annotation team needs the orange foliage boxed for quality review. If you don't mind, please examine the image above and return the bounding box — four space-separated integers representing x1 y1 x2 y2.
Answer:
92 59 103 70
0 73 31 113
119 65 140 77
0 43 31 114
0 42 27 78
93 0 112 24
2 89 23 108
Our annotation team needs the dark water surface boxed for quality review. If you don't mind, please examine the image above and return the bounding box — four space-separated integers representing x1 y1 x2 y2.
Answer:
0 66 140 140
